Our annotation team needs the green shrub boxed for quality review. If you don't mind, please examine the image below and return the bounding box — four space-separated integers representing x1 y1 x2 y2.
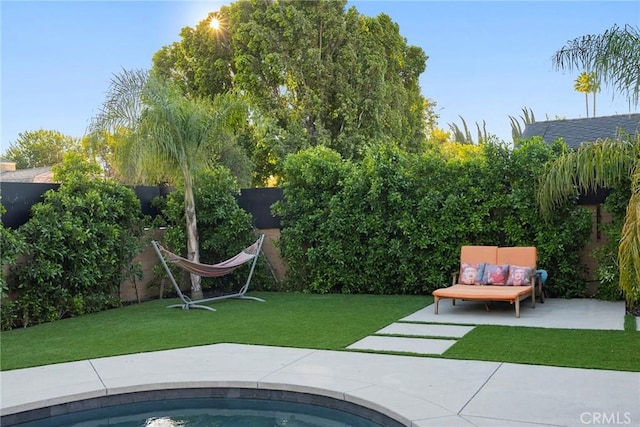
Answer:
5 170 144 329
275 139 593 296
272 146 353 291
0 202 25 329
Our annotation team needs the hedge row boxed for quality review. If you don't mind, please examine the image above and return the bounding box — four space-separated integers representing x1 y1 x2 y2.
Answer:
0 165 274 330
274 138 593 296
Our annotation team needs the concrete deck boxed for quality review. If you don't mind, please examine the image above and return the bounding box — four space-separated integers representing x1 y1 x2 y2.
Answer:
347 298 632 356
405 298 627 330
1 298 638 426
2 343 638 426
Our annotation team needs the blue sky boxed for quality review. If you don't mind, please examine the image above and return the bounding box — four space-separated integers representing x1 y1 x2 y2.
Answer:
1 1 639 150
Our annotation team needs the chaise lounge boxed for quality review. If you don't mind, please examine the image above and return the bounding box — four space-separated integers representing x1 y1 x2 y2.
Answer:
432 246 541 318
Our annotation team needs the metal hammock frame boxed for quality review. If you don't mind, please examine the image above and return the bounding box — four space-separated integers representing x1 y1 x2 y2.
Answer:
151 234 265 312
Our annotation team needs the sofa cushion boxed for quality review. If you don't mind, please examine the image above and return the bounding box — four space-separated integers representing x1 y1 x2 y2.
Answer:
459 262 485 285
497 247 537 267
460 246 498 265
506 265 534 286
482 264 509 285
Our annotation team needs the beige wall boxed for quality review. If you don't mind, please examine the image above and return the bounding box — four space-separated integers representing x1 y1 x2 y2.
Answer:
119 228 167 303
259 228 287 283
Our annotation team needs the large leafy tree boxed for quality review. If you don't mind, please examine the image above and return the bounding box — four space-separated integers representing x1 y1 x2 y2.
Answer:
90 69 247 300
231 0 428 158
152 0 431 181
153 11 234 98
2 129 79 169
81 128 130 180
544 24 640 311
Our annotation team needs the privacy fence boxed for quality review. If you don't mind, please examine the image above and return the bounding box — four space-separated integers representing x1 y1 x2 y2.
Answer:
0 182 283 230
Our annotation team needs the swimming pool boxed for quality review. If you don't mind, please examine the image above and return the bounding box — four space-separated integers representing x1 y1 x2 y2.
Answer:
4 388 406 427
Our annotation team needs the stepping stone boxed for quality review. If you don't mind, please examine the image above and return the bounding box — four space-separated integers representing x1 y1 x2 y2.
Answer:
347 336 457 355
376 323 474 338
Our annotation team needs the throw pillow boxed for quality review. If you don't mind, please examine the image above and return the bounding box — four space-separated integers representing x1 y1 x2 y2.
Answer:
459 262 485 285
482 264 509 285
506 265 534 286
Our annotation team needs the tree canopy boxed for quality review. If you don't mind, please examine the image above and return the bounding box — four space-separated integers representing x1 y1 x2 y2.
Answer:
549 24 640 310
2 129 79 169
152 0 432 182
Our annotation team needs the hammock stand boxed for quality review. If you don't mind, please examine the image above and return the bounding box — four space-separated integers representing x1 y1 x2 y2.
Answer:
152 234 265 312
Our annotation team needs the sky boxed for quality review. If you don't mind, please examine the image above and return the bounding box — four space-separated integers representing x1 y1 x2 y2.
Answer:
1 1 639 151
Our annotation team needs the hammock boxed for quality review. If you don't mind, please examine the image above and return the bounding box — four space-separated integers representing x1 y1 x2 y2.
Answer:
152 234 265 311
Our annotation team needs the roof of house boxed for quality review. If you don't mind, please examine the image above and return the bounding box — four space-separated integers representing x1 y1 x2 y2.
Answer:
521 113 640 149
0 166 55 183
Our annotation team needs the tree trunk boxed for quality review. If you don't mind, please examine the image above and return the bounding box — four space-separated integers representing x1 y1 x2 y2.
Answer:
593 92 597 117
184 180 203 300
585 93 589 118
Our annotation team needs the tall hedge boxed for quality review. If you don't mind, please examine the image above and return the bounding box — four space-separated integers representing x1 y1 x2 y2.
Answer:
5 174 144 329
275 138 592 296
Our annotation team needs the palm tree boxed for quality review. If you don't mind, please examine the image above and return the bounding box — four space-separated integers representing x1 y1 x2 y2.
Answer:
538 134 640 310
447 116 488 144
90 69 247 300
574 72 591 117
553 24 640 107
574 72 600 118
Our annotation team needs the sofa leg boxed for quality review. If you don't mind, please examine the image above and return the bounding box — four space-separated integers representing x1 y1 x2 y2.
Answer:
531 289 536 308
434 297 439 314
516 299 520 318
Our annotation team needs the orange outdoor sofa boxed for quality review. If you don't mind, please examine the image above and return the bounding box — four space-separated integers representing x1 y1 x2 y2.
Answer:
432 246 543 318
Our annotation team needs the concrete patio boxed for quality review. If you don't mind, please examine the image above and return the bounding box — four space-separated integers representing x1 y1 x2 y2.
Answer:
404 298 627 330
347 298 632 356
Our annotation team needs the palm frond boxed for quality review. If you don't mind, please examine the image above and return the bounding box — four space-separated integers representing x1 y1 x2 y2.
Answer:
89 68 149 134
521 107 535 124
553 24 640 107
618 166 640 309
538 134 639 214
509 115 523 143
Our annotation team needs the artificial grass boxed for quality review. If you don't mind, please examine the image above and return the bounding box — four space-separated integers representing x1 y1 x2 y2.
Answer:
0 292 427 370
443 323 640 372
1 292 638 372
624 313 637 331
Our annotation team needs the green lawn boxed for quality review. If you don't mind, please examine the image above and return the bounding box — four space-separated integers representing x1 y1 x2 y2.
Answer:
1 292 638 372
0 292 426 370
443 324 640 372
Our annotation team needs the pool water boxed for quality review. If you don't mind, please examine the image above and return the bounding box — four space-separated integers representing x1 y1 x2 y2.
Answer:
14 396 390 427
